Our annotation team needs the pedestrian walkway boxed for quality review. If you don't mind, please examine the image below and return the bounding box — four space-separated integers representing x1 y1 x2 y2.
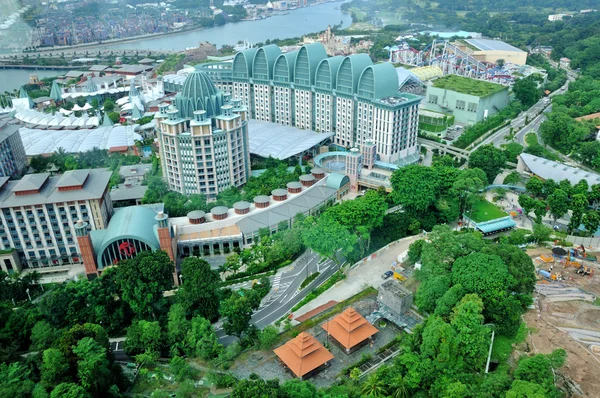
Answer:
292 235 421 320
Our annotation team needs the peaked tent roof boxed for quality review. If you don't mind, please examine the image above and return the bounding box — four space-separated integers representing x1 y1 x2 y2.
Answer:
19 86 34 108
321 307 378 350
273 332 334 377
50 81 62 102
102 112 114 126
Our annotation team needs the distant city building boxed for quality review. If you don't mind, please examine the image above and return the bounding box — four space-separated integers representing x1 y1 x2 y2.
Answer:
424 75 509 125
0 169 113 269
230 42 422 164
156 68 251 199
0 118 27 178
548 13 572 21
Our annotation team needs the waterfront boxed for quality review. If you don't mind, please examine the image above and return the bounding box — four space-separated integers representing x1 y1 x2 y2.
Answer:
0 68 62 93
95 2 351 51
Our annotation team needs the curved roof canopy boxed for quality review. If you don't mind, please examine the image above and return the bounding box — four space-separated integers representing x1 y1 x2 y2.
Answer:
232 48 258 79
294 43 328 87
314 56 344 91
175 68 224 118
325 173 350 190
92 206 160 269
357 63 400 100
252 44 282 81
336 54 373 95
273 51 298 83
248 120 334 160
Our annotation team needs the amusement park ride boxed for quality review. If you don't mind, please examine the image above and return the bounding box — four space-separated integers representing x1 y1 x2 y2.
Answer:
386 40 514 85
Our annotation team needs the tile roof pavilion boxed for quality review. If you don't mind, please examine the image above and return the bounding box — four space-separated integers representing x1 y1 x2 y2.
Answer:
273 332 334 378
322 307 378 352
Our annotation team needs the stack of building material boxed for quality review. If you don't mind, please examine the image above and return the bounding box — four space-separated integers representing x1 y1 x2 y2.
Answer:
535 284 595 303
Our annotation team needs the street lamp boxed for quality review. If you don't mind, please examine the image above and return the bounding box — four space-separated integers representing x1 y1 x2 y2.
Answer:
483 323 496 374
26 288 31 302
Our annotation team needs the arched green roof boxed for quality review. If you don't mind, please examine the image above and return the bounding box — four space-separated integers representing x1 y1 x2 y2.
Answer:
314 56 345 91
335 54 373 95
252 45 282 81
357 63 400 100
175 68 224 118
294 43 328 87
326 173 350 190
94 206 161 268
232 48 258 79
273 51 298 83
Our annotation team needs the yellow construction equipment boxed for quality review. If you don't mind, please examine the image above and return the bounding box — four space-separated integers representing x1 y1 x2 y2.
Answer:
564 260 581 268
576 266 593 277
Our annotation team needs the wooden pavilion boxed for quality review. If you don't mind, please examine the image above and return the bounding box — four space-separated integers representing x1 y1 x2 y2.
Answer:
321 307 379 353
273 332 334 379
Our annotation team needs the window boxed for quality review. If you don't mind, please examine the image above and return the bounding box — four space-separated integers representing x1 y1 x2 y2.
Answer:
428 95 438 104
456 100 466 110
467 102 478 113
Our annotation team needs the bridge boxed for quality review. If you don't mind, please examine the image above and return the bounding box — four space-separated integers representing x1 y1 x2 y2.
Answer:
417 137 470 160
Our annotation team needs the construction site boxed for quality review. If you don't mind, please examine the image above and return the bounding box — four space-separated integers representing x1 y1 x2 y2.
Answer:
528 245 600 396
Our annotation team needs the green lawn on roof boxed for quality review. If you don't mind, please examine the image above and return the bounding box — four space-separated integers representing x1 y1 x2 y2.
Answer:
468 195 508 223
432 75 506 97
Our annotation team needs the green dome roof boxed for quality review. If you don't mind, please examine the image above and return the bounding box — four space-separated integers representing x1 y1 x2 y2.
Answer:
175 68 224 118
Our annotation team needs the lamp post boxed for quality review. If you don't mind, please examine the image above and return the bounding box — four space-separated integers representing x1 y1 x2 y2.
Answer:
26 288 31 302
483 323 496 374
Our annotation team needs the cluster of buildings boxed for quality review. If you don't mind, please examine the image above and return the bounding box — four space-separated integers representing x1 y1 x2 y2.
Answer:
548 9 597 21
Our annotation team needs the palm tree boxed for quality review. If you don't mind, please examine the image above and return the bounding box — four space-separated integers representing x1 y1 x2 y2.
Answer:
390 376 409 398
361 373 386 397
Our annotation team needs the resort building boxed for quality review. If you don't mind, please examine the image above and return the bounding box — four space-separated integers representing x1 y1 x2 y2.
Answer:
156 67 251 199
423 75 509 125
0 169 113 270
225 43 422 165
0 117 27 178
274 332 334 379
322 307 378 354
455 38 528 66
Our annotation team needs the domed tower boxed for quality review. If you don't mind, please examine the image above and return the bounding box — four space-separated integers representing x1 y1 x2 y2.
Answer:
157 67 250 200
175 68 224 119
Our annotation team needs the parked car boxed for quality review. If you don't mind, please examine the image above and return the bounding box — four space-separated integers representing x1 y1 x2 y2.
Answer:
382 271 394 279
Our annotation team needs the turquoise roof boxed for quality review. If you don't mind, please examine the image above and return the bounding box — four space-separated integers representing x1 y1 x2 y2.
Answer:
91 206 160 268
175 68 224 118
314 56 345 91
19 86 34 108
102 111 114 126
85 78 98 93
336 54 373 95
50 81 62 102
294 43 328 87
273 51 298 83
475 216 517 234
357 63 400 100
252 45 282 81
232 48 258 79
325 173 350 190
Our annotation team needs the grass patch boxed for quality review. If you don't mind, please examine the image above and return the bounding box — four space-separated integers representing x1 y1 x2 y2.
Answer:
468 196 508 223
491 322 528 363
524 133 560 161
432 75 506 97
300 272 320 290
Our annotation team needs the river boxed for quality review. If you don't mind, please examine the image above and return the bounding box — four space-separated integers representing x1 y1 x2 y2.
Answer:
0 1 350 93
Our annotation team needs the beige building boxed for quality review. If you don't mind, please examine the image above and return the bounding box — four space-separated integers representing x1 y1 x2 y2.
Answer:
0 169 113 269
156 68 251 199
458 38 528 66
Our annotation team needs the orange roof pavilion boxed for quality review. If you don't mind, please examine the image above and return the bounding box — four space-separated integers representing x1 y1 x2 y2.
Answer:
273 332 334 378
321 307 378 352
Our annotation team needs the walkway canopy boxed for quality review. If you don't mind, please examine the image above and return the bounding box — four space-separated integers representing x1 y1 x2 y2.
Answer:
248 120 334 159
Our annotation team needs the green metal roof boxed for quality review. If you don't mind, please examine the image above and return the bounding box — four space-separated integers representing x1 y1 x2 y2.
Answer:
92 206 161 267
475 216 517 234
294 43 328 87
335 54 373 95
50 81 62 102
232 48 258 79
273 51 298 83
357 63 400 100
175 68 224 118
325 173 350 190
314 56 345 91
252 44 282 81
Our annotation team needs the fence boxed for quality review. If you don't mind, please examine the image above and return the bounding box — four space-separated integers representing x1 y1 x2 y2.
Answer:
565 235 600 249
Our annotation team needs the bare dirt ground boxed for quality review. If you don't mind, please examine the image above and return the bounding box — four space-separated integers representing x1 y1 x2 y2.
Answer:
524 247 600 397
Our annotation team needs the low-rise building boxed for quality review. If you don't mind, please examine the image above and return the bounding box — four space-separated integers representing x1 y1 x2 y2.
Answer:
424 75 509 125
0 169 113 269
459 38 528 66
560 57 571 69
378 280 413 315
274 332 334 379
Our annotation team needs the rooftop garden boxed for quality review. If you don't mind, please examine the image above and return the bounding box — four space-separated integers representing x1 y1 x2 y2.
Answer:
432 75 506 97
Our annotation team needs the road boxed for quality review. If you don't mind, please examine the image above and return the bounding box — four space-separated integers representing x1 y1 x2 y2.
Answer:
215 250 337 345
